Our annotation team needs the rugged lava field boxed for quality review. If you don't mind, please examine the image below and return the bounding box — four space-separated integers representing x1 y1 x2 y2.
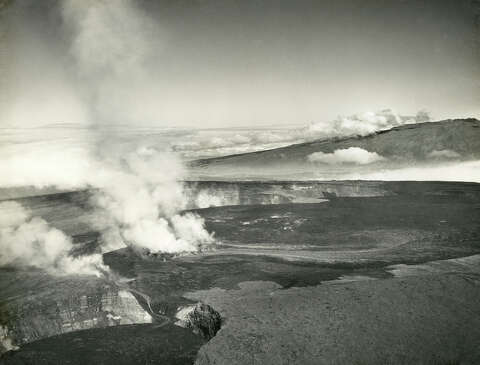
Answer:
1 181 480 364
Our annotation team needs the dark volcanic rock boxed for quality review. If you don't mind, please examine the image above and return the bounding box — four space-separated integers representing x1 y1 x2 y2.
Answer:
0 271 152 354
175 303 222 339
0 323 205 365
186 268 480 365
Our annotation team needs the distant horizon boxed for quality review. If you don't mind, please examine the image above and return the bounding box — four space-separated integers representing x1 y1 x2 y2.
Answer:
1 0 479 128
2 111 479 131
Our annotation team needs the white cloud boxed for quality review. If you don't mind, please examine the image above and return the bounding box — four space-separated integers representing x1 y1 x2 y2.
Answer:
307 147 386 165
343 160 480 182
172 130 299 159
0 142 93 189
171 109 432 159
304 109 431 139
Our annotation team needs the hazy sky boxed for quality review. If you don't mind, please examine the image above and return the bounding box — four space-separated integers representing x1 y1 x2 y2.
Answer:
1 0 479 128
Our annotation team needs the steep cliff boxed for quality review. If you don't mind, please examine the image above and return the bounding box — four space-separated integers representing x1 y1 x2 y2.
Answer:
184 180 389 208
0 272 151 354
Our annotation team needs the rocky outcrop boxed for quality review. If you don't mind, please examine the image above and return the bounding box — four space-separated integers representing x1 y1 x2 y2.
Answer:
0 326 18 354
175 303 222 339
184 180 390 209
189 275 480 365
0 278 152 355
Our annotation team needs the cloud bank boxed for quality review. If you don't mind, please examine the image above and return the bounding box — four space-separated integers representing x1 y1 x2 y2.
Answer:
344 161 480 182
304 109 431 139
172 109 432 159
307 147 386 165
172 130 299 159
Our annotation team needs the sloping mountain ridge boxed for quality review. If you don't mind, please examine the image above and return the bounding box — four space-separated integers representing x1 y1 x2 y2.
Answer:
191 118 480 167
188 118 480 180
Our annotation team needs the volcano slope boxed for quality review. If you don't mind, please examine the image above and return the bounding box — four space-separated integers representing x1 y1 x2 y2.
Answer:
189 118 480 180
0 181 480 364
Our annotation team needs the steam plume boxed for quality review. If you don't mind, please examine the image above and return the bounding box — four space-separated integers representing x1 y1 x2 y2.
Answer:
0 0 215 277
59 0 215 254
90 147 214 253
0 201 106 276
61 0 165 126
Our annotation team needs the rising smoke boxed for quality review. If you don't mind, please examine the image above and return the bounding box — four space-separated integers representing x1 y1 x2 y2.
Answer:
60 0 166 126
90 147 214 254
60 0 215 254
0 0 215 276
0 201 106 276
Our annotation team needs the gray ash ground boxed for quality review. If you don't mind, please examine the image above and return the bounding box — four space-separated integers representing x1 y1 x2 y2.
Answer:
0 323 205 365
1 181 480 364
